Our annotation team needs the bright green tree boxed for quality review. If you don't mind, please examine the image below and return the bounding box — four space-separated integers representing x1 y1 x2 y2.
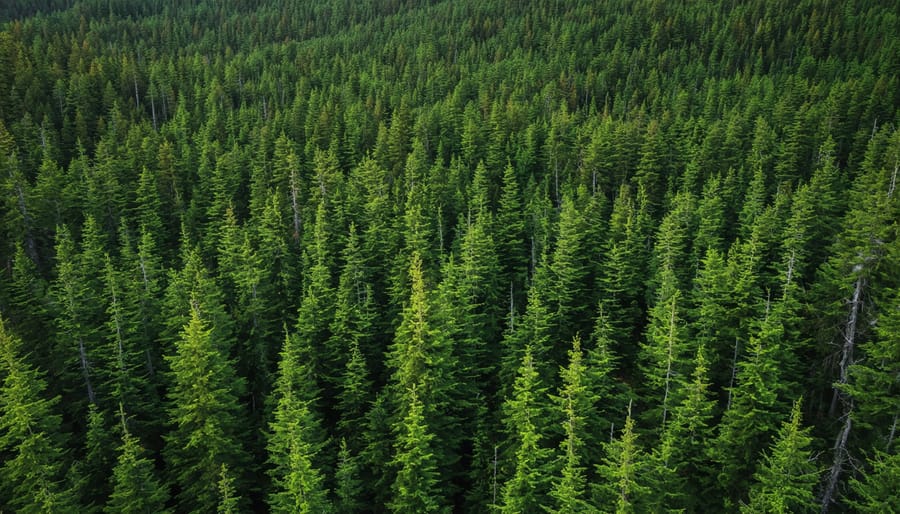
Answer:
266 331 331 513
547 337 597 513
0 316 76 512
106 407 170 514
499 347 552 514
638 264 688 429
742 399 819 513
593 408 651 513
163 300 249 512
389 386 447 513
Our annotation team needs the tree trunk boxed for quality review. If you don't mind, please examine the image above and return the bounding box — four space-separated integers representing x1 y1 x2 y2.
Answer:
821 273 864 513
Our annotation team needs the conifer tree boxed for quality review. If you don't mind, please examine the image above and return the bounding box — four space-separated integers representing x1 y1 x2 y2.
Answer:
335 438 365 513
75 404 116 512
387 252 461 498
294 201 337 403
106 407 170 514
848 450 900 512
656 345 717 511
51 223 102 414
741 399 819 514
638 264 688 429
593 408 651 513
549 193 592 342
217 464 241 514
0 316 76 512
389 386 447 513
496 161 528 305
329 224 376 405
267 329 331 513
499 348 551 513
500 273 555 401
164 300 249 511
713 300 794 508
547 337 596 513
599 184 650 356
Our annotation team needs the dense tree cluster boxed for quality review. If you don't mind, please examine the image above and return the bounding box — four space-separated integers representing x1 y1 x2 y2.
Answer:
1 0 899 511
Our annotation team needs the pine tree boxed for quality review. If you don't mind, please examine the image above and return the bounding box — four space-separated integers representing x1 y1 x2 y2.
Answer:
0 316 76 512
164 300 249 511
713 301 794 508
267 330 329 512
638 264 688 429
386 252 461 500
106 407 170 514
499 347 552 513
50 223 103 413
549 193 592 342
547 337 596 513
599 184 650 357
593 408 651 513
496 161 528 306
217 464 241 514
389 386 447 513
657 345 717 511
75 404 116 512
741 399 819 514
335 438 365 513
848 450 900 512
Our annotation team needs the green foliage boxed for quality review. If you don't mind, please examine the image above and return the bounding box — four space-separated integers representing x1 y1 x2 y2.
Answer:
1 1 899 511
0 316 75 512
848 450 900 512
106 408 170 514
593 410 651 513
546 337 597 514
389 387 448 513
742 399 819 514
164 302 249 511
499 348 552 513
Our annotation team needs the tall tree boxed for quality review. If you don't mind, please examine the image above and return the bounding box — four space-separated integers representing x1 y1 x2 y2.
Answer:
499 347 551 514
593 407 651 513
389 386 447 513
547 337 596 513
106 407 170 514
741 399 819 513
164 300 250 512
0 316 76 512
266 330 330 513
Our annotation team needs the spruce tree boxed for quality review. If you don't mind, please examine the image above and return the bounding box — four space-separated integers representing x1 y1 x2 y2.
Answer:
848 450 900 512
547 337 596 513
389 386 447 513
0 316 76 512
267 331 330 513
742 399 819 514
638 264 688 429
335 438 365 513
593 408 651 513
106 408 170 514
499 347 552 513
163 300 249 511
